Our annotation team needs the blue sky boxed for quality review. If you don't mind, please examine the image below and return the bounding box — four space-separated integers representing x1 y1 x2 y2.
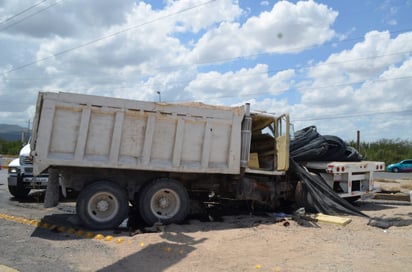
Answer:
0 0 411 142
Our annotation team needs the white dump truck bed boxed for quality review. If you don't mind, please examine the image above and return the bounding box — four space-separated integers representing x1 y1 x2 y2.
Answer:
31 92 245 175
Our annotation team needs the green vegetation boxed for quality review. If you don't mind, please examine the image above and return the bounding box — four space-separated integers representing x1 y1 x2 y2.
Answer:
0 139 24 155
348 139 412 165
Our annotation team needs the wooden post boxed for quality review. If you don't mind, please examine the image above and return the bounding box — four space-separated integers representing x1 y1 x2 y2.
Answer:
44 168 60 208
356 130 360 152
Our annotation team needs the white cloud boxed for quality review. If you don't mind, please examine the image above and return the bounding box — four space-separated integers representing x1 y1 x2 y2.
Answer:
260 1 270 7
1 0 134 38
184 64 295 104
303 31 412 102
1 0 411 143
309 32 396 82
165 0 242 33
292 30 412 141
189 0 338 62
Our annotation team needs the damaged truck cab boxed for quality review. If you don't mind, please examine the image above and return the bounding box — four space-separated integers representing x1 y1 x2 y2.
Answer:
239 108 293 205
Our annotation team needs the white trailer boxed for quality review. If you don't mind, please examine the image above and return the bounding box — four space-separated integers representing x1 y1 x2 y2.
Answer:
31 92 291 229
304 161 385 201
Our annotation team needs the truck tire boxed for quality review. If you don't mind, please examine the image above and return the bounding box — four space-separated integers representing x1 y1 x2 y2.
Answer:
138 178 189 226
8 185 31 198
76 181 129 230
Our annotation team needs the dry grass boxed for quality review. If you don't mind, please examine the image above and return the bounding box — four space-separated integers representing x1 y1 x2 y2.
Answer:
401 183 412 190
379 184 401 193
0 156 17 168
374 178 400 183
375 177 412 192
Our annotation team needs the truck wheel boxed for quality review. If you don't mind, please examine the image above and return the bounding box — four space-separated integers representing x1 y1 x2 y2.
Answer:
76 181 129 230
138 178 189 226
8 185 31 198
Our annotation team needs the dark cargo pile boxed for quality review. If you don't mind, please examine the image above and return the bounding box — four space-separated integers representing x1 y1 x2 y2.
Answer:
290 126 363 162
289 126 367 217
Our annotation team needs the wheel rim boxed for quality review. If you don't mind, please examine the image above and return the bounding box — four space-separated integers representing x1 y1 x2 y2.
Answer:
87 192 119 223
150 189 181 220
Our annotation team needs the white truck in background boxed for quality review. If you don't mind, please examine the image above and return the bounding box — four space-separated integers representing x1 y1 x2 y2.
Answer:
29 92 384 229
7 143 48 198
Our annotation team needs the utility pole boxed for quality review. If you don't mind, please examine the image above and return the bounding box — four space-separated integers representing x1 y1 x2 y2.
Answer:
28 119 31 140
356 130 360 151
156 91 161 102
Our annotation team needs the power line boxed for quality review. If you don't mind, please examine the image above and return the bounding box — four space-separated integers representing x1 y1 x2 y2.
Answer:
4 48 412 88
295 75 412 91
293 109 412 122
5 0 217 73
5 1 410 75
4 74 411 102
0 0 48 25
136 47 412 77
161 28 412 69
1 3 411 103
0 0 63 31
2 74 410 105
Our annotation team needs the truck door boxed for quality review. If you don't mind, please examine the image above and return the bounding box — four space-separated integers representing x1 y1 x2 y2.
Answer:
275 114 290 171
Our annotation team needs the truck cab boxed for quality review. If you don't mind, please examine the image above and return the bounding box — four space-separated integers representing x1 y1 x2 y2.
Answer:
7 143 48 198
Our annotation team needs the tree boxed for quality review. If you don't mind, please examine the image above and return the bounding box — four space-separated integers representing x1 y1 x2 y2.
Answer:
0 138 23 155
348 139 412 165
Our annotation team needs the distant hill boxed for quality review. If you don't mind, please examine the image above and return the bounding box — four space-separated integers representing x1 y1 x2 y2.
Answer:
0 124 31 142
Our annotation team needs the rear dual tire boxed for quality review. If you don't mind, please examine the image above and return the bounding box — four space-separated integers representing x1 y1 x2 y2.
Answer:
76 181 129 230
138 178 190 226
76 178 190 229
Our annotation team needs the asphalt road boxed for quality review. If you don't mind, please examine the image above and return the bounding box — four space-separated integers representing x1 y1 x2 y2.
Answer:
0 170 129 272
374 171 412 180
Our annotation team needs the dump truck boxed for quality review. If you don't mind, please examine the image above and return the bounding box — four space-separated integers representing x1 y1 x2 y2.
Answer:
30 92 383 229
30 92 292 229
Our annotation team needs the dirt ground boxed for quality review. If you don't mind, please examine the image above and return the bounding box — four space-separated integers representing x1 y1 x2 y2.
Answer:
67 175 412 271
79 177 412 272
88 200 410 272
1 170 412 272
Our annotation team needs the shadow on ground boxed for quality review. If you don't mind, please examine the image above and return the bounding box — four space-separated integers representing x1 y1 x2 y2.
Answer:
98 232 207 272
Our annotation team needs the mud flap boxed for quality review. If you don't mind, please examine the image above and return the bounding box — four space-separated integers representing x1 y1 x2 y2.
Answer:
44 168 59 208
